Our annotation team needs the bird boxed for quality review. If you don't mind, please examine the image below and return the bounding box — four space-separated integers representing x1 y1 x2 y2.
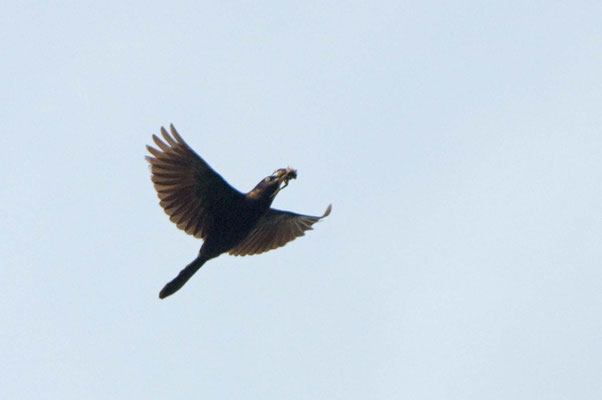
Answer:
146 124 331 299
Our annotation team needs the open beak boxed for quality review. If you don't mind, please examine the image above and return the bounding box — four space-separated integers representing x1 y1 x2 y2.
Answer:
270 167 297 197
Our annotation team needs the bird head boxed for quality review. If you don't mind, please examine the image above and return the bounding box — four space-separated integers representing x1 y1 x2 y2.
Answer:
248 167 297 200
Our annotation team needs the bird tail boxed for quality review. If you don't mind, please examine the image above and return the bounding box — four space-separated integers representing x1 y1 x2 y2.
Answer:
159 256 207 299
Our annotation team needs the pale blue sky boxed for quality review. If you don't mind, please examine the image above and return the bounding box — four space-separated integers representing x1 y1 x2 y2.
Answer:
2 1 602 399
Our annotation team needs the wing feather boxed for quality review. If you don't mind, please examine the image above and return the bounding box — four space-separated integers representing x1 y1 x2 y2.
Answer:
229 204 331 256
146 124 243 239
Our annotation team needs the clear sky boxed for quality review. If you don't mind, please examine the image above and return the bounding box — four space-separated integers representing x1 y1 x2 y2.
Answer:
2 1 601 399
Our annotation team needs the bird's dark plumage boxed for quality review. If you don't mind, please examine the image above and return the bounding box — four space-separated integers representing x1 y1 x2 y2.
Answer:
146 125 331 299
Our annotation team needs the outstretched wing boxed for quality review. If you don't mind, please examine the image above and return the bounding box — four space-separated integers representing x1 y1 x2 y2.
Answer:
228 204 332 256
146 124 244 239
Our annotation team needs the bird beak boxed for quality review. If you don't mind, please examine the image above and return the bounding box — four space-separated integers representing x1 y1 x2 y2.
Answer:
270 167 297 197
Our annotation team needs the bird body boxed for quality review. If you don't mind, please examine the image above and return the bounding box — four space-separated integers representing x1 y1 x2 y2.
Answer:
146 125 331 299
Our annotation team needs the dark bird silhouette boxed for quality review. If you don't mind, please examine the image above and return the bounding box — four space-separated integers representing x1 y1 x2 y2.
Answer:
146 124 331 299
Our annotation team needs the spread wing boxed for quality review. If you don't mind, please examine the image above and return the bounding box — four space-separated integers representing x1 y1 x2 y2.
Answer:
228 204 332 256
146 124 244 239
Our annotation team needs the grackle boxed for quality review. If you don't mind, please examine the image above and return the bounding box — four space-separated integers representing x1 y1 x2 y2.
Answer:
146 125 331 299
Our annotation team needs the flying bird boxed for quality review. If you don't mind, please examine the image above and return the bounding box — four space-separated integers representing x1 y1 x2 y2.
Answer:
146 124 331 299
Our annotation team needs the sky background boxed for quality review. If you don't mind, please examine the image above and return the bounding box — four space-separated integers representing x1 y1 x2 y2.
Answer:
2 1 602 399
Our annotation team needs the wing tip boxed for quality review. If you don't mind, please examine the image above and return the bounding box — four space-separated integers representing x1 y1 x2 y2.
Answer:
322 204 332 218
146 144 163 158
169 124 186 145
